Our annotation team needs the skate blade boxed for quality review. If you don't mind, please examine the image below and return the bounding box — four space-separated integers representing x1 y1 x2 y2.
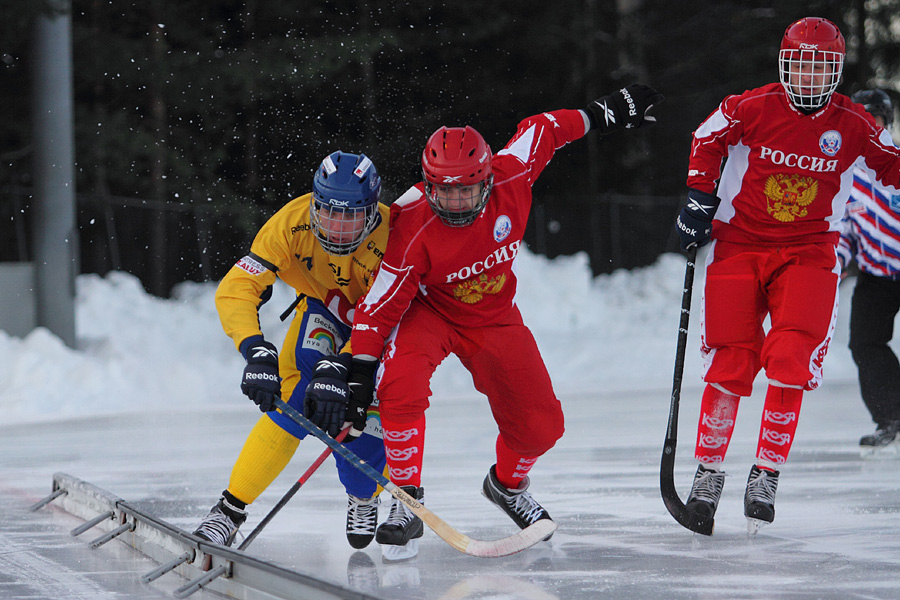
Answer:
381 538 419 563
860 442 900 459
746 517 770 535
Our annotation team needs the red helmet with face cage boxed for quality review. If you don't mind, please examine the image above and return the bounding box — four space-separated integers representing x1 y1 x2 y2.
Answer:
778 17 845 111
421 126 494 227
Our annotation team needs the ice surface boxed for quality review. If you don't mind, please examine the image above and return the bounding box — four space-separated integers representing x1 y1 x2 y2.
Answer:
1 247 899 599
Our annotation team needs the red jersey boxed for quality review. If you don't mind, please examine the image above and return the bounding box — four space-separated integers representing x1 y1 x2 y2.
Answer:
688 82 900 245
351 109 588 357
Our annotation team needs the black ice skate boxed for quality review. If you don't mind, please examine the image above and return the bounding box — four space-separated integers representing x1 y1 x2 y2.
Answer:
481 465 554 540
859 420 900 458
193 496 247 546
685 464 726 520
346 494 379 549
744 465 779 534
376 486 423 561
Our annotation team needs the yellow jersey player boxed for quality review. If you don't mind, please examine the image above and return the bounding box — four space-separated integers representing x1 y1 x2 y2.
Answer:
192 151 389 550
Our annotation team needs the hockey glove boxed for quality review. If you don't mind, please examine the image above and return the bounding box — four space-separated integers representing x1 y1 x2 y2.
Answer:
345 357 378 441
586 84 664 134
240 338 281 412
304 354 352 438
676 188 721 250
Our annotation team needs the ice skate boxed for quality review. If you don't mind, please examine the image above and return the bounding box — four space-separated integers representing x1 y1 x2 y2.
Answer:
346 494 379 549
481 465 554 540
685 464 726 521
744 465 779 534
192 496 247 547
859 421 900 459
376 486 423 562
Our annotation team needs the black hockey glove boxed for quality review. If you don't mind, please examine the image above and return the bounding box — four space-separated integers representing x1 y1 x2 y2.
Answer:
586 84 664 134
676 188 721 250
240 339 281 412
345 357 378 441
303 354 352 438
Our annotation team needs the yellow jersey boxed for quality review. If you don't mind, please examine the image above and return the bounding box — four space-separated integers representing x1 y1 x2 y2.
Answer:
215 193 389 351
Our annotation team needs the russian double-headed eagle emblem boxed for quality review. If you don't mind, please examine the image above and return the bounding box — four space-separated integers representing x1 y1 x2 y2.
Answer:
764 174 818 222
452 273 507 304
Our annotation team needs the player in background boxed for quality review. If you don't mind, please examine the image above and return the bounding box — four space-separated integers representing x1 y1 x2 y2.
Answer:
675 17 900 533
319 84 663 559
837 89 900 457
192 151 389 549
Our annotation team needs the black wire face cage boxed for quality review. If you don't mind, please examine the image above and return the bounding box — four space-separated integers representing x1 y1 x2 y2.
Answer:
310 200 379 255
778 49 843 110
423 174 494 227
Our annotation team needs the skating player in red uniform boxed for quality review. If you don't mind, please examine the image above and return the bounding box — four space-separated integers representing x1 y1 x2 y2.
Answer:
675 17 900 532
325 85 663 558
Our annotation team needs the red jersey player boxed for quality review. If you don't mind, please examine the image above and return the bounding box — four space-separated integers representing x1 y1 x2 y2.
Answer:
341 84 662 558
675 17 900 533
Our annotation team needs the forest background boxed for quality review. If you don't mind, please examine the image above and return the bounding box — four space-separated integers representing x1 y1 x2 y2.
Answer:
1 0 898 297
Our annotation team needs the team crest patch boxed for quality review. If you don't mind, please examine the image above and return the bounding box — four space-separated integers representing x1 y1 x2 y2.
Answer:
818 130 842 157
452 273 507 304
764 174 818 222
235 255 266 276
493 215 512 242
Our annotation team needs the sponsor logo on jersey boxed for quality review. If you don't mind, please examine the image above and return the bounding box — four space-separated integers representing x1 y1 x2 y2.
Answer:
388 466 419 481
763 410 797 425
512 457 537 479
290 224 311 233
698 433 730 449
352 323 379 334
759 146 838 172
235 255 266 276
763 174 819 222
445 240 520 283
761 428 792 446
493 215 512 242
301 314 341 354
384 427 418 442
758 447 787 465
363 412 383 438
366 240 384 258
386 447 419 461
702 413 735 430
324 289 354 327
818 130 842 157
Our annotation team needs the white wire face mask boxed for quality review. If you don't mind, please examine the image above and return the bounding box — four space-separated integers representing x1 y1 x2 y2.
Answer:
423 175 493 227
778 49 843 111
310 200 378 255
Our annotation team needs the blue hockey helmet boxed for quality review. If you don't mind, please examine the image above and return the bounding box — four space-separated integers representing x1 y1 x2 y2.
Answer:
311 151 382 255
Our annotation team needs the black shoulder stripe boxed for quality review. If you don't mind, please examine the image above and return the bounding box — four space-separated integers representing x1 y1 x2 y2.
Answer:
248 251 278 273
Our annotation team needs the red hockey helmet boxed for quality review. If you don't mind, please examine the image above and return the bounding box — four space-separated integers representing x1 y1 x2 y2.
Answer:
421 126 493 227
778 17 845 110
